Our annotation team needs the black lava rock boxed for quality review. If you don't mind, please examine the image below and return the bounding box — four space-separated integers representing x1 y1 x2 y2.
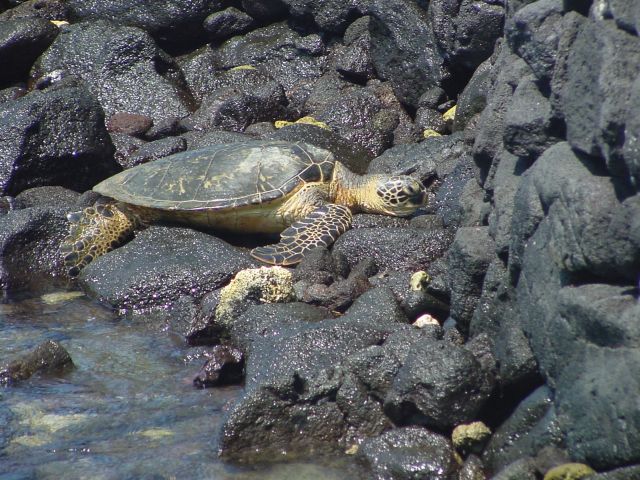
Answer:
78 226 256 311
0 17 58 87
356 426 457 480
1 340 73 384
0 80 119 196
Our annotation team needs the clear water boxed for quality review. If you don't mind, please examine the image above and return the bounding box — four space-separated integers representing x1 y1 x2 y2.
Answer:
0 285 361 479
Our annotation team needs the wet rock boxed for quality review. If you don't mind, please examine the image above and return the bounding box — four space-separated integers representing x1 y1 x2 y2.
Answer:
239 0 288 25
366 0 446 109
268 122 374 174
447 226 495 335
181 130 252 150
64 0 224 50
13 186 80 210
106 113 153 137
182 67 287 132
292 247 350 286
335 16 376 83
297 266 372 313
193 345 244 388
0 206 70 290
483 385 561 472
559 17 640 183
384 337 494 430
213 22 329 103
0 17 58 87
586 465 640 480
110 134 146 169
78 226 256 311
214 266 295 330
491 458 539 480
356 426 457 480
0 80 119 196
227 301 328 351
0 340 73 384
457 454 487 480
429 0 505 74
333 226 453 272
125 137 187 169
203 7 254 42
0 0 68 22
33 20 195 126
219 287 406 461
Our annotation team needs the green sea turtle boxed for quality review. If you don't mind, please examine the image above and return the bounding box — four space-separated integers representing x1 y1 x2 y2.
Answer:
60 140 427 276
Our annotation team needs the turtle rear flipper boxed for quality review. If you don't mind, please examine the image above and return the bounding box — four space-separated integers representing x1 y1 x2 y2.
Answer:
251 204 352 266
59 202 137 277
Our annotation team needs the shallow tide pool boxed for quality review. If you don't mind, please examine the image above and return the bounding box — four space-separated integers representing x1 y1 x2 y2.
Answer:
0 285 361 479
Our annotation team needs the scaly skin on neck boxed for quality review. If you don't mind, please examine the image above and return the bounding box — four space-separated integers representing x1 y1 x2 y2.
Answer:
330 162 386 213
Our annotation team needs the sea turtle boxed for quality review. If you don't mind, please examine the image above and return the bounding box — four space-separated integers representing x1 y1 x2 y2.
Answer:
60 140 427 276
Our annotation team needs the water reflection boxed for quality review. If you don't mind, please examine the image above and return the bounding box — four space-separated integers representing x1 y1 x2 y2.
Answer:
0 286 359 479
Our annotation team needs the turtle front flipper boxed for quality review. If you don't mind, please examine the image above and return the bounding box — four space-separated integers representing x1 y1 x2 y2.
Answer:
59 201 138 277
251 204 352 266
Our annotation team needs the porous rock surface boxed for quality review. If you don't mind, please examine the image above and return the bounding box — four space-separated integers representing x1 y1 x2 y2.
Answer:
0 0 638 477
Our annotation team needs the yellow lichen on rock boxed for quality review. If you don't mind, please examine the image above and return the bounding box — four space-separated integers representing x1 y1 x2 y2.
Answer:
423 129 442 138
410 271 430 291
451 421 492 454
443 105 457 122
543 463 596 480
229 65 256 71
51 20 69 27
274 116 330 130
215 266 295 325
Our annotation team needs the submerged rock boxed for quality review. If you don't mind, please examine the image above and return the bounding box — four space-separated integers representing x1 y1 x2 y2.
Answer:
0 340 73 384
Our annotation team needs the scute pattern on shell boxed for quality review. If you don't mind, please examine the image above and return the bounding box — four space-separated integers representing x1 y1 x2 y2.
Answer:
92 140 336 211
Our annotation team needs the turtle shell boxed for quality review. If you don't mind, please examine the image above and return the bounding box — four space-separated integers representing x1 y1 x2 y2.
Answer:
93 140 337 211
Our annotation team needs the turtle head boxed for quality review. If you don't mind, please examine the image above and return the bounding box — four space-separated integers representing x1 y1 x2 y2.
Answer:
369 175 428 216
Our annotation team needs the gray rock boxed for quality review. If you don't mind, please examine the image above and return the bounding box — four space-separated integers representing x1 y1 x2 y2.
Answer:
0 17 58 87
384 337 494 429
0 206 69 290
472 48 532 185
0 81 119 196
505 0 564 87
0 340 73 384
64 0 224 49
332 226 453 272
429 0 505 73
503 76 559 160
78 226 255 311
560 18 640 181
203 7 254 42
180 130 252 150
597 0 640 36
368 133 465 183
240 0 288 25
447 226 495 334
483 385 562 472
33 20 195 126
356 427 457 480
586 465 640 480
